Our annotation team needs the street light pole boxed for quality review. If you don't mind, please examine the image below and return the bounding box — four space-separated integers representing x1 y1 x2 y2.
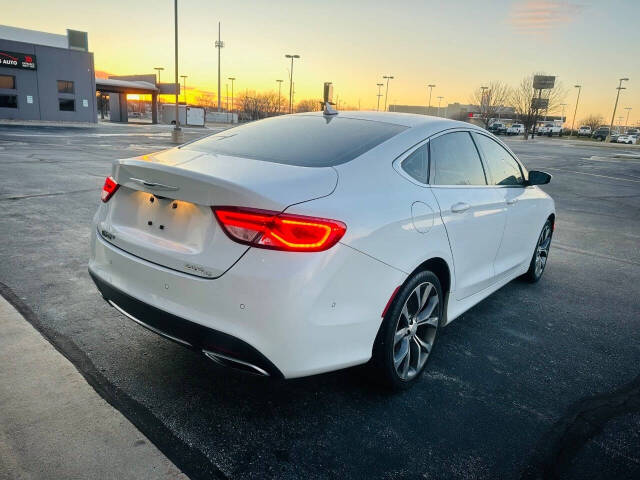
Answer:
171 0 182 143
559 103 567 126
607 77 629 141
624 107 632 129
427 84 435 115
180 75 187 105
569 84 581 137
437 96 444 117
215 22 224 112
276 79 283 113
228 77 235 120
154 67 164 85
375 83 384 111
285 54 300 114
383 75 394 112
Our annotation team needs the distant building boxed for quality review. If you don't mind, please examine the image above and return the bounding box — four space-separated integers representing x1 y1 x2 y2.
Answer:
0 25 96 122
389 103 516 123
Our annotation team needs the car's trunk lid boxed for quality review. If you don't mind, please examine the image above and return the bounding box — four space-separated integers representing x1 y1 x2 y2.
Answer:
98 150 338 278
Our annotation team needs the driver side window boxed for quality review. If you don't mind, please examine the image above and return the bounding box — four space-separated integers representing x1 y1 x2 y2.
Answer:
472 133 524 186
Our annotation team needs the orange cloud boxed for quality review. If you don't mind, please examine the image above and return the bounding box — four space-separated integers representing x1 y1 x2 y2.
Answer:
508 0 585 34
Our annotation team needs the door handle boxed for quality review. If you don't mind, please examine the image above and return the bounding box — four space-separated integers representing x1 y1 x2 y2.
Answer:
451 202 470 213
506 198 518 205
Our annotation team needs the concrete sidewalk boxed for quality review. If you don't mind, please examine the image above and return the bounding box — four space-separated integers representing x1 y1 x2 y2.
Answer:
0 296 188 480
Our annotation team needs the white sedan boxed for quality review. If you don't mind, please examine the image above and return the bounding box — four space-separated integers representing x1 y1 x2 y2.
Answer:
616 134 638 144
89 112 555 389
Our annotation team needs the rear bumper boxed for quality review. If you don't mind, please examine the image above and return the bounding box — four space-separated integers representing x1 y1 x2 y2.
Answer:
90 270 283 377
89 230 406 378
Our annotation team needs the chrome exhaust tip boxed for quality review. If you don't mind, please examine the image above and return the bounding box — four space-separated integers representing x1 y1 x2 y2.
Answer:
203 350 270 377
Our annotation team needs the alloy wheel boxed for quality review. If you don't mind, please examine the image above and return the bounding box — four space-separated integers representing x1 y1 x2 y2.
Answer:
534 224 552 277
393 282 439 381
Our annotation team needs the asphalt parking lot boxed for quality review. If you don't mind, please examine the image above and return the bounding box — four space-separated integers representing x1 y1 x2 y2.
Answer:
1 123 639 479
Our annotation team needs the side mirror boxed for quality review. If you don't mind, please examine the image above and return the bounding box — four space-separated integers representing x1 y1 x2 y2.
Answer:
527 170 552 186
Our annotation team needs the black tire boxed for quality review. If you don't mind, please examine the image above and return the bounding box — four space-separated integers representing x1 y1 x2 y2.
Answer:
522 219 553 283
372 270 443 390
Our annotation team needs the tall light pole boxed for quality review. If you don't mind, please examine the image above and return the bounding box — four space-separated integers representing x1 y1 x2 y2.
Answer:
480 86 488 119
180 75 187 105
154 67 164 85
624 107 632 129
559 103 567 125
285 54 300 114
376 83 384 111
437 96 444 117
570 84 581 137
427 84 436 115
276 79 283 113
228 77 235 118
607 77 629 141
383 75 394 112
171 0 182 143
215 22 224 112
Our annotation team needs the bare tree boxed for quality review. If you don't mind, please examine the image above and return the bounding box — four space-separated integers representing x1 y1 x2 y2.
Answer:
510 74 567 140
295 99 322 113
470 81 511 129
580 114 604 132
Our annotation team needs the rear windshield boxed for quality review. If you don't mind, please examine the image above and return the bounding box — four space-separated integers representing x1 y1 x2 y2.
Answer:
184 115 407 167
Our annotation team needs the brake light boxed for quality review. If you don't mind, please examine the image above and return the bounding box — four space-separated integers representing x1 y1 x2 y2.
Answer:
213 207 346 252
101 176 119 203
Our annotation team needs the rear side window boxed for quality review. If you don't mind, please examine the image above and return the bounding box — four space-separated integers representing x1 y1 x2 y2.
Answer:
430 132 487 186
472 133 524 186
184 115 407 167
401 144 429 184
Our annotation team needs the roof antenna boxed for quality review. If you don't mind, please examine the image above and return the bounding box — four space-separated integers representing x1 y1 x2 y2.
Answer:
322 82 338 116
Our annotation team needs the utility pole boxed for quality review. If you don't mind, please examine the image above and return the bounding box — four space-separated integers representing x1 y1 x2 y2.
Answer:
171 0 182 143
437 96 444 117
624 107 632 129
180 75 187 104
154 67 164 84
276 79 283 113
607 77 629 141
215 22 224 112
285 54 300 114
376 83 383 111
480 86 488 121
569 84 581 137
228 77 235 119
427 84 435 115
559 103 567 125
383 75 394 112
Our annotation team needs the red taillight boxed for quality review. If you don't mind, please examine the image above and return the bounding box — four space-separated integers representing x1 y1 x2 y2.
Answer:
101 176 119 203
213 206 346 252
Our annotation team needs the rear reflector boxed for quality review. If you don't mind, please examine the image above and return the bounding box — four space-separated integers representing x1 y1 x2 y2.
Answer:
213 206 346 252
101 176 119 203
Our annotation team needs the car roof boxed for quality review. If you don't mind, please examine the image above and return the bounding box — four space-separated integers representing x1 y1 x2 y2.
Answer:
299 110 483 134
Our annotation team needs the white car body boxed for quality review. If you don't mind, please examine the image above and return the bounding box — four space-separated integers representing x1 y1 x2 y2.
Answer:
577 126 592 136
616 134 638 144
506 124 525 135
538 122 562 136
89 112 555 379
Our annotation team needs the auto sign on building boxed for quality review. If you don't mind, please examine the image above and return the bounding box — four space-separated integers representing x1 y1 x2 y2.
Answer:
0 25 96 122
0 50 37 70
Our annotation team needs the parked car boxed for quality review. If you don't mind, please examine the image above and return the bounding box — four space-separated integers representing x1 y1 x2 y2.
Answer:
592 127 610 141
89 112 555 389
625 128 640 136
538 122 563 136
610 131 621 143
616 134 638 144
577 126 592 137
488 122 507 135
506 124 525 136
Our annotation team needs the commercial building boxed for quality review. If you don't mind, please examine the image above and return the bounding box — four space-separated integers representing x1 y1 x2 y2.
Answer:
0 25 97 122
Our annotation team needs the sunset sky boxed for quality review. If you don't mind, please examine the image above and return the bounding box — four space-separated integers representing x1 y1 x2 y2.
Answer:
4 0 640 124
